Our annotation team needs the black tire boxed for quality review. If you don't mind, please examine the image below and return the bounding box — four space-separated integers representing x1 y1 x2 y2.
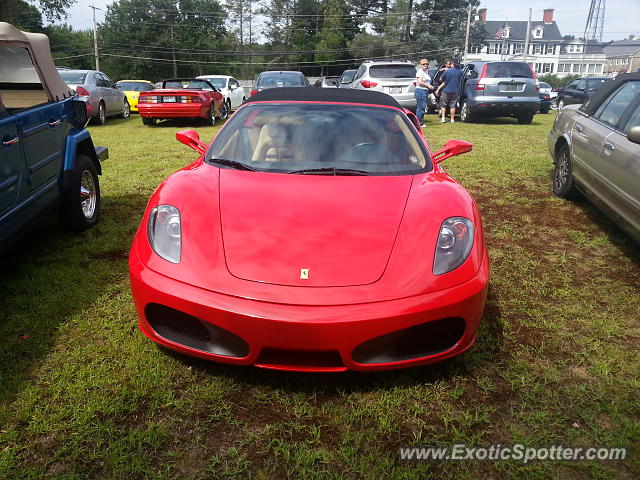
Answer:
539 107 550 114
553 144 579 200
121 99 130 118
93 101 106 125
141 116 156 126
460 100 473 123
208 104 216 126
517 113 534 124
219 100 230 120
550 98 558 110
58 155 100 231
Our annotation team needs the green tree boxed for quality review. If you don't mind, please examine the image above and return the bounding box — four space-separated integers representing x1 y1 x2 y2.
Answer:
0 0 45 32
314 0 358 75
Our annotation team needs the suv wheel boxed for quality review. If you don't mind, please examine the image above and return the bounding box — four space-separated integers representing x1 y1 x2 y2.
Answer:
553 144 579 199
59 155 100 231
208 105 217 126
517 113 534 125
219 100 230 120
460 100 473 123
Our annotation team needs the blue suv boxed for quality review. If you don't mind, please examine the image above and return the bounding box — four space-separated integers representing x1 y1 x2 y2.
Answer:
0 23 108 250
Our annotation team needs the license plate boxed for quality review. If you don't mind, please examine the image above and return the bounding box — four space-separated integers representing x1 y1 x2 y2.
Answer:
163 96 177 103
390 87 402 94
502 84 519 92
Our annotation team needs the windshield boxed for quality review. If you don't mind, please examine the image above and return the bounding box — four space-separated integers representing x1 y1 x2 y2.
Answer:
341 70 356 83
369 65 417 79
587 78 611 91
59 70 88 84
200 77 226 88
257 72 305 87
207 103 430 175
485 62 533 79
117 81 153 92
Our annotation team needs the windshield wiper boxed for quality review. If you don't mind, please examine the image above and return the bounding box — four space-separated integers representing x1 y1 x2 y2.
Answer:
210 158 260 172
287 167 369 176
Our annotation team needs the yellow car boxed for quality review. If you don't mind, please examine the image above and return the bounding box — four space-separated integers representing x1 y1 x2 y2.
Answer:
116 80 154 112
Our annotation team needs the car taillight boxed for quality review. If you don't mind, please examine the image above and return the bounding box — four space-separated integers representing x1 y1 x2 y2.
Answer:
529 66 540 91
360 80 378 88
250 89 258 96
75 86 90 96
475 64 488 90
139 95 158 104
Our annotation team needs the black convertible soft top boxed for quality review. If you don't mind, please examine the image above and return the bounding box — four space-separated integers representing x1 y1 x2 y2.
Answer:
579 72 640 115
244 87 403 109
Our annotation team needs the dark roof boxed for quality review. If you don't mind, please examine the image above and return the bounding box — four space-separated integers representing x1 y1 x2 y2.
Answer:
603 39 640 56
243 87 403 109
584 39 604 54
483 21 563 42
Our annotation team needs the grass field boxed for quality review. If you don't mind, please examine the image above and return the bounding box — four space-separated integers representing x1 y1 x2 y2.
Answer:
0 111 638 479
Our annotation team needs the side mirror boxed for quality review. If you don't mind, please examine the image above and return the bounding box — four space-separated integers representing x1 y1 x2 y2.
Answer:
628 125 640 145
176 130 207 154
432 139 473 164
229 84 237 90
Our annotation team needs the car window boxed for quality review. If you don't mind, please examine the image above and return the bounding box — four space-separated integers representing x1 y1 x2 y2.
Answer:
94 73 109 87
368 65 417 79
593 81 640 128
0 46 47 109
202 77 226 89
540 82 551 89
208 103 430 175
353 65 366 81
485 62 532 78
586 78 611 91
58 70 88 85
117 82 153 92
100 73 115 87
187 80 215 91
257 73 305 87
576 79 586 90
565 80 578 89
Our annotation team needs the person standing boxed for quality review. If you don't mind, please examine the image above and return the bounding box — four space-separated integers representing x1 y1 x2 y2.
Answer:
415 59 434 128
436 58 463 123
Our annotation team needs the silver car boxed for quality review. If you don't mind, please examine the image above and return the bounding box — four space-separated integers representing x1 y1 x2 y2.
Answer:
349 60 417 109
548 72 640 243
58 69 129 124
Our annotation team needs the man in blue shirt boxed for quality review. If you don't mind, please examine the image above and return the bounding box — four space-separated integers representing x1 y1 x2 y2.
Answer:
436 59 463 123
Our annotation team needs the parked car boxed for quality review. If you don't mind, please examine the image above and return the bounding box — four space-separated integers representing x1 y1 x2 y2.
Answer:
1 22 107 250
58 68 129 124
349 60 418 110
314 76 341 88
556 77 613 110
137 78 225 126
250 71 309 96
339 69 357 88
548 72 640 243
196 74 246 111
430 61 540 124
129 87 488 371
116 80 154 113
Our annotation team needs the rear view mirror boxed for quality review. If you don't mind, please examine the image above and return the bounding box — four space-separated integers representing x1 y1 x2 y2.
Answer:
432 139 473 164
176 130 207 154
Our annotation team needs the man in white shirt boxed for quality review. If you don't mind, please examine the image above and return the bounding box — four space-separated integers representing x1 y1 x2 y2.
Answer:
415 59 434 127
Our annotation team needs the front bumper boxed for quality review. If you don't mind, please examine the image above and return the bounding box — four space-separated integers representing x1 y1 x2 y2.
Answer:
129 242 489 372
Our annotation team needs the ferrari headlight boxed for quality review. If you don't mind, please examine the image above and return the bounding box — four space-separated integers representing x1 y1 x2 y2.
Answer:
433 217 474 275
148 205 181 263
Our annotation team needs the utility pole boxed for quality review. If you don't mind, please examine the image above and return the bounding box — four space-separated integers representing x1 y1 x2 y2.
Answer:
523 7 531 64
89 4 101 71
170 24 177 77
463 3 472 63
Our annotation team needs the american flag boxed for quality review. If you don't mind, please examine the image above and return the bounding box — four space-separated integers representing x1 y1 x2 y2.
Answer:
495 22 509 39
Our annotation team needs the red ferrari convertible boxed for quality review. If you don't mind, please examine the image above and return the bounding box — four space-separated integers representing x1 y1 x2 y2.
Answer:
129 88 489 372
137 78 226 126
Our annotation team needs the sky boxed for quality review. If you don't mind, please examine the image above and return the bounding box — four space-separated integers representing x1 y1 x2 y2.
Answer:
58 0 640 43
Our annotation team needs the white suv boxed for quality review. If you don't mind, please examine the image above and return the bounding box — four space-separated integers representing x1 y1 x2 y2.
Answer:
349 60 417 109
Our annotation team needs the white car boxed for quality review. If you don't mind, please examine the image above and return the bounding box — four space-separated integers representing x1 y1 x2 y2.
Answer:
196 75 245 112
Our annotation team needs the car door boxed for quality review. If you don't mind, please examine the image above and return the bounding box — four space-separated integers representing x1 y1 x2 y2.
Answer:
0 97 23 214
571 80 640 213
99 73 119 114
229 78 243 108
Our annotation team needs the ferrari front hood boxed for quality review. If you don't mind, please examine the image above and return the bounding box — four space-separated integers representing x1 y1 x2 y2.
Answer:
219 172 413 287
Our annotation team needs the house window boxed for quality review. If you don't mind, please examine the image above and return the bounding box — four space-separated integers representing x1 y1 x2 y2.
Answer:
545 44 555 55
470 44 482 54
513 43 523 54
489 43 498 54
558 64 570 73
533 27 543 38
588 64 597 74
533 44 542 55
543 63 553 73
572 63 586 73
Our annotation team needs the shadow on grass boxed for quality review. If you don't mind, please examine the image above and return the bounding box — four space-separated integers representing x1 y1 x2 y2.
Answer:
0 193 150 411
163 285 504 395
